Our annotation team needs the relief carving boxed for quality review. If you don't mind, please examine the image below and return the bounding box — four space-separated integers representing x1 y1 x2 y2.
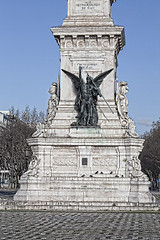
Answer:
53 158 76 166
93 157 117 166
22 156 40 178
66 40 72 48
77 40 85 48
63 35 121 50
127 156 143 178
32 123 45 138
116 80 139 138
46 81 60 126
90 40 97 47
103 40 109 48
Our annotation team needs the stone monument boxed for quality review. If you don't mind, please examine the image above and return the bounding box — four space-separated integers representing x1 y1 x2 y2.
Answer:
14 0 157 210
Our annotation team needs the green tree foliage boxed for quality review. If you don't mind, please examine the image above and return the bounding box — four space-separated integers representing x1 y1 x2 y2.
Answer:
140 120 160 181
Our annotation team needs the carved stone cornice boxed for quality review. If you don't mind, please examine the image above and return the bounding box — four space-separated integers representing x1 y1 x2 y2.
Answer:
27 136 144 148
51 26 125 54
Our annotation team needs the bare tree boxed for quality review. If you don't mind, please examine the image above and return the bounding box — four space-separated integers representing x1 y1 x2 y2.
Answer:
21 106 31 124
140 120 160 181
0 116 35 188
0 106 46 189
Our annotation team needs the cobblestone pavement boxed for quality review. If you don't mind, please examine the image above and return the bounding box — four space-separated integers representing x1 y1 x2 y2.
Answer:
0 211 160 240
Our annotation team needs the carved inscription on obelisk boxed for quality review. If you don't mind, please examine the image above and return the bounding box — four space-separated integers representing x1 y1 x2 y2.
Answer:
68 0 109 17
75 0 102 12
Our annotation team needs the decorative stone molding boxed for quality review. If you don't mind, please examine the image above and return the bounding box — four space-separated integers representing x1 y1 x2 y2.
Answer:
116 80 129 122
127 156 144 178
51 30 125 55
46 82 59 126
93 157 117 167
53 158 76 166
54 36 60 47
22 156 40 178
116 80 138 138
125 118 139 138
32 123 45 138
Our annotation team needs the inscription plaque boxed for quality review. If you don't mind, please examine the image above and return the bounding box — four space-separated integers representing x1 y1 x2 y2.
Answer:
76 0 101 12
73 61 101 72
68 0 111 18
82 158 88 165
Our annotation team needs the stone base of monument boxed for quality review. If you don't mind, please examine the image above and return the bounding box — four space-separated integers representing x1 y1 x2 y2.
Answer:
0 201 159 212
12 130 159 211
2 175 159 211
14 176 155 203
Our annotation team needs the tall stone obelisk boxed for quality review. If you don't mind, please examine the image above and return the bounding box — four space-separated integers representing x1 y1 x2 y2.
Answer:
14 0 158 211
50 0 125 131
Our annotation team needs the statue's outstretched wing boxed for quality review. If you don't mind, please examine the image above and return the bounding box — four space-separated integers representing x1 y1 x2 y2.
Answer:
93 69 113 87
62 69 81 92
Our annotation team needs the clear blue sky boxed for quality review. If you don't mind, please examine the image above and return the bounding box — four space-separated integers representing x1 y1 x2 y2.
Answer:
0 0 160 135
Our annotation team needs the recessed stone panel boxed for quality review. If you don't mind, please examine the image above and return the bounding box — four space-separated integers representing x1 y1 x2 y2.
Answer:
75 0 102 13
68 0 109 17
51 147 77 166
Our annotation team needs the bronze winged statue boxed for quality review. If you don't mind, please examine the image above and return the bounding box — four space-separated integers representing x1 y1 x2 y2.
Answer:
62 67 113 127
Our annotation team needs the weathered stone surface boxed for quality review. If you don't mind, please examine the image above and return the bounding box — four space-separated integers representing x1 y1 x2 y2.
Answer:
12 0 157 211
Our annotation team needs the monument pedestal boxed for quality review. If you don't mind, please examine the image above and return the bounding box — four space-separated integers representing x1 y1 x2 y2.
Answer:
14 127 157 210
13 0 158 211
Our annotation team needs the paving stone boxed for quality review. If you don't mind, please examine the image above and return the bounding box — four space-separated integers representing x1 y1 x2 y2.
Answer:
0 211 160 239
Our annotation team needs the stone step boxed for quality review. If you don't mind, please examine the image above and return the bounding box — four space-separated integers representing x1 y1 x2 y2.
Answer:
0 200 159 211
